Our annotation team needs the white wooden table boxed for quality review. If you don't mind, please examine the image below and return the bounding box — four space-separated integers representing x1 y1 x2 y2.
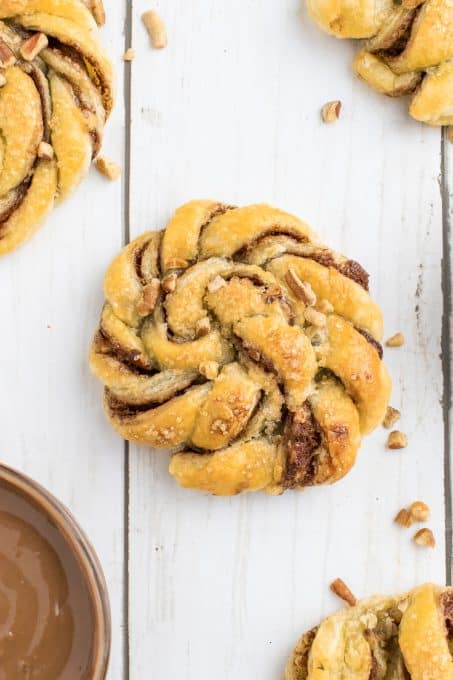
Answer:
1 1 452 678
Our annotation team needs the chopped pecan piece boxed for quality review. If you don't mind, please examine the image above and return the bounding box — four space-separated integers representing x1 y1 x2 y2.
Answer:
37 142 54 161
383 406 401 429
137 279 160 316
387 430 408 449
20 33 49 61
123 48 135 62
409 501 430 522
142 10 168 49
330 578 357 606
199 361 219 380
162 272 177 293
394 508 414 528
195 317 211 337
321 100 342 123
96 156 122 181
285 267 317 306
413 528 435 548
386 332 405 347
208 275 227 293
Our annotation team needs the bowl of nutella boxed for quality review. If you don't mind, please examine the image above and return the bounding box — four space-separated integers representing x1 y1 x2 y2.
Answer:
0 463 111 679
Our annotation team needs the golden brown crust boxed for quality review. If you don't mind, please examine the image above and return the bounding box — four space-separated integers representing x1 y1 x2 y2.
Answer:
0 0 113 255
399 584 453 680
286 584 453 680
90 201 391 496
307 0 453 125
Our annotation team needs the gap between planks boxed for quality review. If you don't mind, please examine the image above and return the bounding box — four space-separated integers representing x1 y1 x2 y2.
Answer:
123 0 133 677
441 128 452 585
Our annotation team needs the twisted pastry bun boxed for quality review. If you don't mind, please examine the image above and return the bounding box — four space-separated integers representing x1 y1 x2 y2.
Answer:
286 583 453 679
0 0 113 255
90 201 391 496
306 0 453 125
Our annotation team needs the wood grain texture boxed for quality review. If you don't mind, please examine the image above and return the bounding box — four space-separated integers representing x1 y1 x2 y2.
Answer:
126 0 448 678
0 3 127 678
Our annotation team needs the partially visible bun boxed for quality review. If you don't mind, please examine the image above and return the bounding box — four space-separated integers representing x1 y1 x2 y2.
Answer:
286 583 453 679
0 0 113 254
307 0 453 126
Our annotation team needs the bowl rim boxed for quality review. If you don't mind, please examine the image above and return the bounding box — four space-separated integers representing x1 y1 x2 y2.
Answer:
0 462 111 679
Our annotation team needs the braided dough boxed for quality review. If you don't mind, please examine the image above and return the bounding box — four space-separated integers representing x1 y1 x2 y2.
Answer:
90 201 391 496
286 583 453 680
0 0 113 255
306 0 453 125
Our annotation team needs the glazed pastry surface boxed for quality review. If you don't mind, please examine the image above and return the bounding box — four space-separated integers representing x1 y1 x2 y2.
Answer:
286 583 453 680
0 0 113 255
306 0 453 125
90 201 391 496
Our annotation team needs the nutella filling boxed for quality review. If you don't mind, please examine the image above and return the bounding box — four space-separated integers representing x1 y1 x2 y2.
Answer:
364 607 410 680
441 591 453 637
0 483 95 679
283 403 322 487
356 327 384 359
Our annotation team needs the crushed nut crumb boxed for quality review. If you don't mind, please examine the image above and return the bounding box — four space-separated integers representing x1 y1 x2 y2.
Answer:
96 156 122 181
386 332 404 347
285 268 317 306
321 100 342 124
211 418 229 435
137 279 160 316
394 508 414 528
37 142 54 161
330 578 357 606
123 48 135 62
383 406 401 429
409 501 431 523
142 10 168 49
159 426 175 441
413 528 435 549
0 73 6 87
387 430 408 450
20 32 48 61
162 272 177 293
397 598 409 614
199 361 219 380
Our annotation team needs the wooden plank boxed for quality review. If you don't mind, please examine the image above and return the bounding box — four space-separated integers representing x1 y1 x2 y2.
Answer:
0 4 127 678
128 0 446 677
